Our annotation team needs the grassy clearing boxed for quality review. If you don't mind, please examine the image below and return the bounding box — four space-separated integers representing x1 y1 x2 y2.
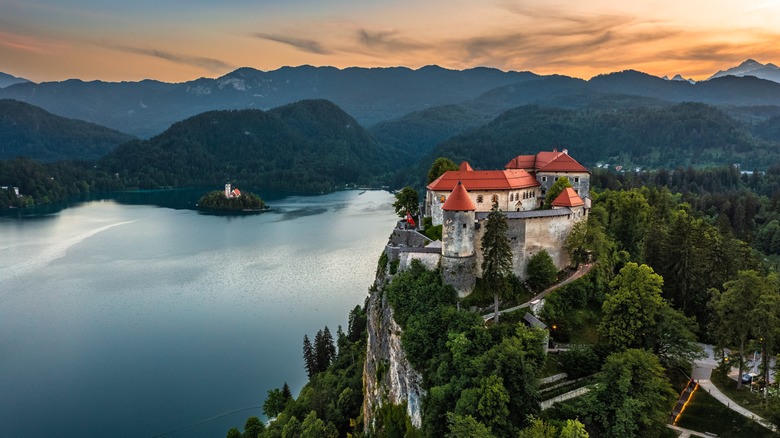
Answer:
675 385 776 437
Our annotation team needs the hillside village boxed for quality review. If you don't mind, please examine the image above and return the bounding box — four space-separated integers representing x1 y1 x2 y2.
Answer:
387 149 590 296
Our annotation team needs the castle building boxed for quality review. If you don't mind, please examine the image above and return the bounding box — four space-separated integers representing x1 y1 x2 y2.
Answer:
425 150 591 296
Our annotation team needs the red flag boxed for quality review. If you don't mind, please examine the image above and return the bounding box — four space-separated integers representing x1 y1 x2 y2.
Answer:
406 211 416 227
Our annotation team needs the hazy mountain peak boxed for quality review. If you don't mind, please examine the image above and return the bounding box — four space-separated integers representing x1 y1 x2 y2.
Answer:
0 72 31 89
708 59 780 83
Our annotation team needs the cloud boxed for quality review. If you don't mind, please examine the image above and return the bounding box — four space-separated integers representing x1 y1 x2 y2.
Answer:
252 33 331 54
101 44 232 71
356 29 425 53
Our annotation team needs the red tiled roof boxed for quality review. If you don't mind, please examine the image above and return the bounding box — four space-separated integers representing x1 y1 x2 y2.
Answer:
539 153 588 172
505 150 588 173
442 181 476 211
427 169 539 191
551 187 585 207
459 161 474 171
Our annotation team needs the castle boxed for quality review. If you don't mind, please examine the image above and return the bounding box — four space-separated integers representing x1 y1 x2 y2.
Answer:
387 149 590 296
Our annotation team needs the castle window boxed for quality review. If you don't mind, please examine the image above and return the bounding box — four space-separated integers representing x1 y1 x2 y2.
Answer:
510 193 514 201
463 223 467 229
541 176 547 182
574 177 580 183
491 194 498 204
554 177 559 181
477 195 483 203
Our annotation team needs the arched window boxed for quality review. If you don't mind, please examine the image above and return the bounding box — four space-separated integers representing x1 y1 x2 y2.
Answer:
491 194 498 204
510 193 514 202
477 195 483 203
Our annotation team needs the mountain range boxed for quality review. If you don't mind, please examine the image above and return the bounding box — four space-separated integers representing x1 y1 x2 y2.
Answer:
0 72 29 89
708 59 780 83
4 61 780 142
0 66 537 138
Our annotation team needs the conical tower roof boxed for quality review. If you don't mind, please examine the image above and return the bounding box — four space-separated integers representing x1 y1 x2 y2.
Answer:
442 181 476 211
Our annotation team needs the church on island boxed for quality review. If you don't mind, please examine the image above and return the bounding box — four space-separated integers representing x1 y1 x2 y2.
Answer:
387 149 591 296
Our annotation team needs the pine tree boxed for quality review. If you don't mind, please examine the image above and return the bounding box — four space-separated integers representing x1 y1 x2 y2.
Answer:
281 382 292 401
481 203 513 323
303 334 316 378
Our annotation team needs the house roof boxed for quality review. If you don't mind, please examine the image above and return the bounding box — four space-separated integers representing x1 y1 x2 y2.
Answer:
505 150 588 173
551 187 585 207
427 166 540 192
442 181 476 211
459 161 474 172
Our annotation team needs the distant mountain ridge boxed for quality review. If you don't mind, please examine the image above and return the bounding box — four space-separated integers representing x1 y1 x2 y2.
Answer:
0 99 134 161
0 65 538 138
708 59 780 83
0 72 30 89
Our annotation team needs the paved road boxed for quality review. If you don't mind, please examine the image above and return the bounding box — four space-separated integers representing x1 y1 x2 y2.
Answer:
483 263 594 321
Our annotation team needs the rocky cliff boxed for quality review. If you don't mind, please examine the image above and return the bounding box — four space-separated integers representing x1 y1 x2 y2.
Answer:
362 268 425 432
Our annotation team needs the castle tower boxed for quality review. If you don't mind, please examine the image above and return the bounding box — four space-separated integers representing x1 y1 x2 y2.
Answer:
441 181 477 297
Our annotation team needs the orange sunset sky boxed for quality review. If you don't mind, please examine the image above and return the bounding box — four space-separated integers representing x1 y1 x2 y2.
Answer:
3 0 780 83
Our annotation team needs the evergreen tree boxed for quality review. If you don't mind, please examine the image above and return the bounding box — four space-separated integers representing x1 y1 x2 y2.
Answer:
480 203 513 323
303 334 316 378
282 382 292 401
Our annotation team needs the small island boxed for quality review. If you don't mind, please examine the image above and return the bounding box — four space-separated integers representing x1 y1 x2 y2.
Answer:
197 184 267 212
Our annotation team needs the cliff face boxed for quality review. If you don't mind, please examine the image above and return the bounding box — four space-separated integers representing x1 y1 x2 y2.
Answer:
363 272 425 432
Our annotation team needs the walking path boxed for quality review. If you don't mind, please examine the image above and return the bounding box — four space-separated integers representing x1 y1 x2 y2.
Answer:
696 380 776 432
483 263 593 321
667 424 710 437
690 344 777 432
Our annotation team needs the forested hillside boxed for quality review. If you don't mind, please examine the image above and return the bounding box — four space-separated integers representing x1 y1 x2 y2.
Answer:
0 99 134 161
428 103 778 171
99 99 410 192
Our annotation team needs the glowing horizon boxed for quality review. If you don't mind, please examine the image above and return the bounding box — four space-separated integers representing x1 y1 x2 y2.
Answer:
3 0 780 83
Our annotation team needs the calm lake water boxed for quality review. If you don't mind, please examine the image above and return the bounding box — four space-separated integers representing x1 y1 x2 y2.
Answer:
0 189 396 438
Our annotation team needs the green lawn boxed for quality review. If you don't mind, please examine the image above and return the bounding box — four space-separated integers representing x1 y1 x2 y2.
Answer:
675 385 776 437
711 372 775 419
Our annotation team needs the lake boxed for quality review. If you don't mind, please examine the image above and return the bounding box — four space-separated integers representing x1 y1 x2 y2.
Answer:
0 189 397 438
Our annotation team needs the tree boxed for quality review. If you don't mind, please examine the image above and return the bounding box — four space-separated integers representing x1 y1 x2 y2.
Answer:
243 416 265 438
559 419 589 438
480 203 513 323
428 157 460 183
264 387 289 419
393 186 419 218
525 250 558 293
711 270 775 390
599 263 665 351
543 176 572 209
313 327 336 373
586 349 676 438
517 417 557 438
347 305 366 343
303 335 316 378
445 413 494 438
226 428 242 438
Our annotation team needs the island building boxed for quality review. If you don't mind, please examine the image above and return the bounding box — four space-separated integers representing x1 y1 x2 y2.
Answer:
224 183 241 198
388 149 590 296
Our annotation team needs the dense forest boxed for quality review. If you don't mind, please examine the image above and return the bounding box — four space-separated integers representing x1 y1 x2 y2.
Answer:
0 99 134 161
427 103 777 171
99 99 412 193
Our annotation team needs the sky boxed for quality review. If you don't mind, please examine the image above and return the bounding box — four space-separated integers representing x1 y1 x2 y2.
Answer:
3 0 780 83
